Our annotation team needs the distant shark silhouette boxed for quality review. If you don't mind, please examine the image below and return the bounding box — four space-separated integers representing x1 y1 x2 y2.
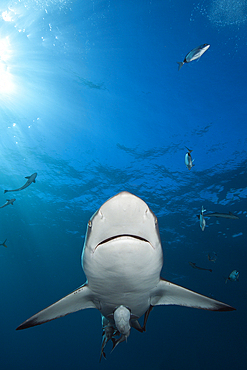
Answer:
0 239 7 248
203 212 239 220
4 173 37 194
16 192 235 359
189 262 212 272
0 199 16 208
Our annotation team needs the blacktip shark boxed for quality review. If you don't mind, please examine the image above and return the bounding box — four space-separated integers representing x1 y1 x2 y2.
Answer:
203 212 239 220
177 43 210 71
185 147 194 170
4 172 37 194
16 192 235 359
0 199 16 208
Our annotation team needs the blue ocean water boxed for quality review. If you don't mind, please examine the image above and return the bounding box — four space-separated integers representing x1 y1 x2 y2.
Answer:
0 0 246 368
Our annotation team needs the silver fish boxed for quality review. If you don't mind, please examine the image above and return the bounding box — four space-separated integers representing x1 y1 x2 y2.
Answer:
177 43 210 71
185 147 194 170
197 206 206 231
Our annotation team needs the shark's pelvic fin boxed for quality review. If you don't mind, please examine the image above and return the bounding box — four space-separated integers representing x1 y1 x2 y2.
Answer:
150 278 235 311
142 305 153 331
131 319 144 332
16 284 97 330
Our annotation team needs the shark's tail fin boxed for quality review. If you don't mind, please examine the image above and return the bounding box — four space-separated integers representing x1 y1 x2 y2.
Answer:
4 190 8 194
177 61 184 71
0 239 7 248
185 146 192 153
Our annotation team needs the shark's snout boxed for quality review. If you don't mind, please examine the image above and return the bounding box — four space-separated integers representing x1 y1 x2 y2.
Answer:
84 191 161 254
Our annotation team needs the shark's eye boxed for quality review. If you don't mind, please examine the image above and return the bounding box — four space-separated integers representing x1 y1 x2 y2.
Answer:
88 220 92 228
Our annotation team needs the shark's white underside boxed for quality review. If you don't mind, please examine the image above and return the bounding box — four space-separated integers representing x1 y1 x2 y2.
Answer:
17 191 234 350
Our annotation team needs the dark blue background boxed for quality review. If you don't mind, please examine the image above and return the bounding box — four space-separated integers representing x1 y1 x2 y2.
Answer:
0 0 246 369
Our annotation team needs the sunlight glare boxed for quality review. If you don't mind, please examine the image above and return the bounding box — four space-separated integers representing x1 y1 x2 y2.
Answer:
2 10 13 22
0 37 15 94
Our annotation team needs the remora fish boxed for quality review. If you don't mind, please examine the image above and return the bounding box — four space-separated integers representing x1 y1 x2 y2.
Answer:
185 147 194 170
16 192 235 358
189 262 212 272
0 239 7 248
100 316 118 361
4 172 37 194
203 212 239 220
177 43 210 71
0 199 16 208
225 270 239 284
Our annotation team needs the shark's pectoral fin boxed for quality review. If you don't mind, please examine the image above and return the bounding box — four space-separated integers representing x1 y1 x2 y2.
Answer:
150 278 235 311
16 284 97 330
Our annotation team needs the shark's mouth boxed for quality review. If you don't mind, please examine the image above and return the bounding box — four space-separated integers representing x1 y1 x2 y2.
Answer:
95 234 151 249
